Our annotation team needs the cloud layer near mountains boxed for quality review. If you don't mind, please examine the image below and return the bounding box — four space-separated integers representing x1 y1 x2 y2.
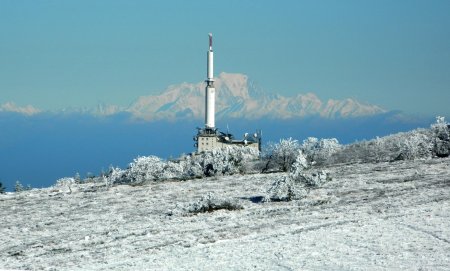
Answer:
1 73 386 120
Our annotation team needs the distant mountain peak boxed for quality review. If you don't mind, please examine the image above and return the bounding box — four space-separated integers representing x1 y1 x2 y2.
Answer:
1 73 387 121
0 102 41 116
126 72 386 121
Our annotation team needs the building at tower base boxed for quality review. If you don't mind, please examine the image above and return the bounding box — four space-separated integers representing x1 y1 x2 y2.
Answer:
194 128 261 153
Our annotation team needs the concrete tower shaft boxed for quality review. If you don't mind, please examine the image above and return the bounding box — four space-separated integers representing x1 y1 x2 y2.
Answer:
205 33 215 129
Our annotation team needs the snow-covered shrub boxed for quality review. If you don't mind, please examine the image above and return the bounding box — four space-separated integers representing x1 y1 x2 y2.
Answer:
434 140 450 158
331 128 434 164
106 167 127 185
431 116 450 157
292 170 330 188
52 177 77 193
14 180 32 192
118 156 194 184
395 131 433 160
265 150 331 202
289 151 330 187
182 155 203 178
290 150 309 173
331 117 450 163
14 180 24 193
431 116 450 141
101 146 259 186
264 175 308 202
264 138 301 172
193 146 260 177
302 137 342 165
185 193 243 214
160 160 188 180
125 156 167 183
55 177 77 187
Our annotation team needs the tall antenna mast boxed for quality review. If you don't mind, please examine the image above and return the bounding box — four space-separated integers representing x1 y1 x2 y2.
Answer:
209 33 213 50
205 33 215 130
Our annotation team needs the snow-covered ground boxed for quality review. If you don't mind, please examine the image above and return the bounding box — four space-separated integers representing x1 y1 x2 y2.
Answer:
1 158 449 270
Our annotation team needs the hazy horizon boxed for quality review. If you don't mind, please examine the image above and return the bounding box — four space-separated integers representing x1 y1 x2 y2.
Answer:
1 1 450 116
1 1 450 190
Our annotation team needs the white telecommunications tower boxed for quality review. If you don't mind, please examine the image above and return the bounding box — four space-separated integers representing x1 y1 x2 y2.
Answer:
194 33 261 153
205 33 215 130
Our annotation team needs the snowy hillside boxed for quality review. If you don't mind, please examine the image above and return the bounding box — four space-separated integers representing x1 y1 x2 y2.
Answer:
1 157 449 270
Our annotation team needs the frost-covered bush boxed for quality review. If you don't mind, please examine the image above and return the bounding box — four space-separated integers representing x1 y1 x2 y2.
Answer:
292 170 330 187
262 137 341 170
52 177 77 193
182 155 204 178
331 128 434 164
185 193 243 214
328 116 450 164
14 180 24 193
193 146 260 177
264 138 301 172
431 116 450 157
102 146 259 186
396 131 433 160
265 151 331 202
55 177 77 187
302 137 341 165
106 167 127 185
431 116 450 141
289 151 330 187
115 156 189 184
126 156 166 183
14 180 31 192
264 176 308 202
290 150 309 173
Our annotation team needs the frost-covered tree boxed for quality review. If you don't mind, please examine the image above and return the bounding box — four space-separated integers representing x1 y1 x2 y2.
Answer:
53 177 76 193
302 137 341 165
125 156 168 183
329 124 438 164
432 116 449 141
106 167 127 186
14 180 24 193
290 150 309 174
102 146 260 186
431 116 450 157
396 131 433 160
193 146 260 177
265 175 308 202
289 150 330 187
185 193 243 214
265 138 301 172
183 155 204 178
265 150 330 202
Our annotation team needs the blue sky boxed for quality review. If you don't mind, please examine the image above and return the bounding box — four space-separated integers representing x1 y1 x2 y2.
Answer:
1 0 449 115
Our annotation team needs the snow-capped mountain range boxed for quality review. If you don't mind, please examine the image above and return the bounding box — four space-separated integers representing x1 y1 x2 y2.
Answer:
127 72 386 121
1 72 386 120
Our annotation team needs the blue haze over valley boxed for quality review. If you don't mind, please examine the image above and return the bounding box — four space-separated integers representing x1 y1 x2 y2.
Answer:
1 1 449 190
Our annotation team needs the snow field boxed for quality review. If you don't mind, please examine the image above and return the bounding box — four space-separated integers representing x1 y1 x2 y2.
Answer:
1 158 449 270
